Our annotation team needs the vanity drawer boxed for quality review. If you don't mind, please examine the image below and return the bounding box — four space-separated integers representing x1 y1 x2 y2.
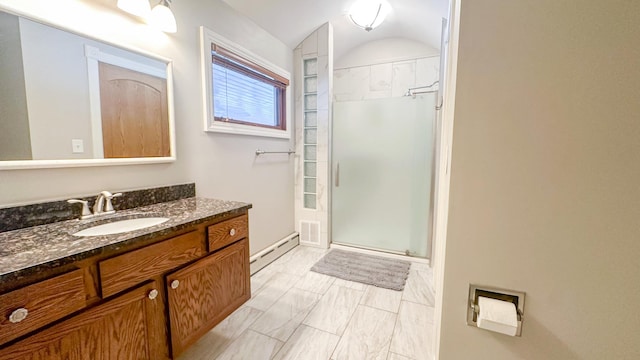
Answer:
0 269 86 345
207 215 248 252
99 230 205 298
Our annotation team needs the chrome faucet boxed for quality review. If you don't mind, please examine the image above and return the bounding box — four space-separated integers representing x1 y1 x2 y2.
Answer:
68 191 122 220
93 191 122 215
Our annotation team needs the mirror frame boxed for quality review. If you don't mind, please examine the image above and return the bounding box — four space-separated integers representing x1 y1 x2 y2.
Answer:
0 5 176 170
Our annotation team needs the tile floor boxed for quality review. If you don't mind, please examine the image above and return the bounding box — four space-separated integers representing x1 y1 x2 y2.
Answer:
178 245 436 360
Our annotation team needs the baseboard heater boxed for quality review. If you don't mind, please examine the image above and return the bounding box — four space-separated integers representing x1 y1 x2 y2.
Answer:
249 232 299 275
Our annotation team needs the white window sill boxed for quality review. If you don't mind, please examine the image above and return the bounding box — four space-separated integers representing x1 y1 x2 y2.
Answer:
205 121 290 139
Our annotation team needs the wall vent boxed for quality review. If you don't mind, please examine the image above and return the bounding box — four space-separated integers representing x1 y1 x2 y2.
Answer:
300 220 320 245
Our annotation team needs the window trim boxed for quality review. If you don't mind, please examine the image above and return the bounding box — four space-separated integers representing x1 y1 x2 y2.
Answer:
200 27 291 139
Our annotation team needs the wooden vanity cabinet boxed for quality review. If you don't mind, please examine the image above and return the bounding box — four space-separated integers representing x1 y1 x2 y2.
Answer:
166 238 250 357
0 211 250 359
0 269 86 346
0 281 166 360
98 230 205 298
207 214 248 251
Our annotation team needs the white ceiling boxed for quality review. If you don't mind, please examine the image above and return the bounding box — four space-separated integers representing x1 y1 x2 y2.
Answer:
221 0 449 61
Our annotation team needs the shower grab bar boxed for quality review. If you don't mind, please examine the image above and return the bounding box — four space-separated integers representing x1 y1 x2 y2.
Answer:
411 90 438 95
255 149 295 155
408 80 439 91
404 80 440 98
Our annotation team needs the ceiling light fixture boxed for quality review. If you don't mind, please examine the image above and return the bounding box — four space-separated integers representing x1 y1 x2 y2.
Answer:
117 0 151 18
348 0 391 32
149 0 177 33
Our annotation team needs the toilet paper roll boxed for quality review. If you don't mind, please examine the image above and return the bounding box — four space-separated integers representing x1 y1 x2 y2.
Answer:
477 296 518 336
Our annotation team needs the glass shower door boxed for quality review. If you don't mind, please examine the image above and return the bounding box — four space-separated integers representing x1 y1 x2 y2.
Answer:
331 95 435 257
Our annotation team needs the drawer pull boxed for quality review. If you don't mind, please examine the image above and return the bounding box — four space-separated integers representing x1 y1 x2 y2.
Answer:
148 289 159 300
170 280 180 289
229 228 236 236
9 308 29 323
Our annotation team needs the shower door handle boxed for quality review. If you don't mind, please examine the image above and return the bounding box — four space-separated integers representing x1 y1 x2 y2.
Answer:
335 162 340 187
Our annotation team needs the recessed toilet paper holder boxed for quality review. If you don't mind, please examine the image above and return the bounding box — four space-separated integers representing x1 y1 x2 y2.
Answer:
467 284 525 337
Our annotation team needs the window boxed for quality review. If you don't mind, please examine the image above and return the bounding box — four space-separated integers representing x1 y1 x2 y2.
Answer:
201 27 291 138
212 45 287 129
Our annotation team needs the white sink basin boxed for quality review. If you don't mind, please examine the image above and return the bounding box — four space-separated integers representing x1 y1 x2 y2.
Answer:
73 217 169 236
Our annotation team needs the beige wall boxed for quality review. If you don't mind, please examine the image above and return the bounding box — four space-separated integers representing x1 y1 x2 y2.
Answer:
0 11 31 160
439 1 640 359
20 17 94 160
0 0 294 255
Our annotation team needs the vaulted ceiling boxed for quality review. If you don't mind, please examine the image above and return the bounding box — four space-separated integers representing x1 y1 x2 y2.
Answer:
221 0 449 60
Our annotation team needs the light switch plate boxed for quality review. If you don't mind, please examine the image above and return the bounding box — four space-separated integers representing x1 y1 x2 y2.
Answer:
72 139 84 153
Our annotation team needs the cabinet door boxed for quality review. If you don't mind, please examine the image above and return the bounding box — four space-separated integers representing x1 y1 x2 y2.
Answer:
166 238 250 357
0 281 167 360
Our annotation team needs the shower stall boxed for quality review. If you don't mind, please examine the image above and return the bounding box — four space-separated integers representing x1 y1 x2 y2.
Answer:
331 92 438 258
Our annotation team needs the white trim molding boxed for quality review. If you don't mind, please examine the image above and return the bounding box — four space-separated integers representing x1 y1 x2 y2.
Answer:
200 26 292 139
433 0 462 358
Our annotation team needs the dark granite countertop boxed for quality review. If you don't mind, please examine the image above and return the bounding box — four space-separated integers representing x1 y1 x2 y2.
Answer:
0 197 251 286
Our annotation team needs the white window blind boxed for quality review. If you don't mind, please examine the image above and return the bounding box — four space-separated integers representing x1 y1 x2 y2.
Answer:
211 45 287 130
212 62 278 127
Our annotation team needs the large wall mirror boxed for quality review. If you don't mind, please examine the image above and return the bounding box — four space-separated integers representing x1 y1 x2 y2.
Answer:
0 8 175 170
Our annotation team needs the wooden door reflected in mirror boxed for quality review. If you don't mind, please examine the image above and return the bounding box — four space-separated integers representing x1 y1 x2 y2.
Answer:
99 62 170 158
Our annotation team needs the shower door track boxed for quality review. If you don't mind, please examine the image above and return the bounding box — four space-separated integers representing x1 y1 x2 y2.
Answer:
331 241 429 262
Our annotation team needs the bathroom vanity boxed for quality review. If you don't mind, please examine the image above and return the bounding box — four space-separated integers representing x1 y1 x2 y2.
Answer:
0 190 251 359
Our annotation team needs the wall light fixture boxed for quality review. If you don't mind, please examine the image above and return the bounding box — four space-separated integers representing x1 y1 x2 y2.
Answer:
117 0 177 33
150 0 177 33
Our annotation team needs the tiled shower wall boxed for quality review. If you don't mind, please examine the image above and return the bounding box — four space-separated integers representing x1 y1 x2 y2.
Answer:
333 56 440 102
294 23 333 248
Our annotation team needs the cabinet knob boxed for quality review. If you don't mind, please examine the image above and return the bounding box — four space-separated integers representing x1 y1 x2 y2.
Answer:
229 228 236 236
148 289 159 300
170 280 180 289
9 308 28 323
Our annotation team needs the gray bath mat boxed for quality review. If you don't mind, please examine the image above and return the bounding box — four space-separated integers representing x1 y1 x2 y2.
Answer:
311 249 411 291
